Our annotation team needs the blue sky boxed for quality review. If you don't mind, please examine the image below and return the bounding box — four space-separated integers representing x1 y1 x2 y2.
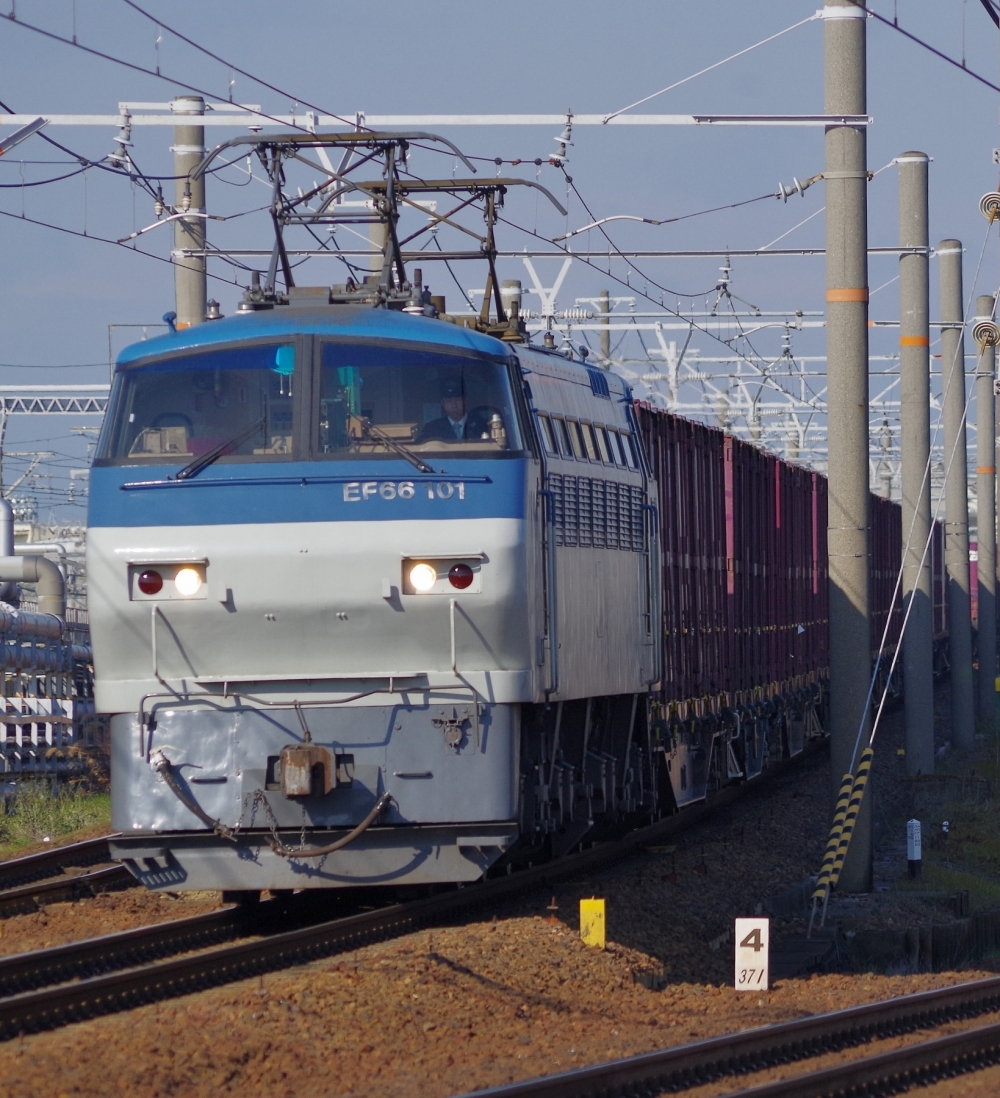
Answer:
1 1 999 517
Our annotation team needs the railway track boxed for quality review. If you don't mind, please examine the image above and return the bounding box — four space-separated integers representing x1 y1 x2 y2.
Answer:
0 833 134 915
0 833 118 890
0 740 825 1039
452 978 1000 1098
0 863 132 915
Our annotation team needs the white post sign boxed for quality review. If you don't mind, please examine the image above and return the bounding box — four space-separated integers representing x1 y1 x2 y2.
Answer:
907 818 922 879
734 917 770 991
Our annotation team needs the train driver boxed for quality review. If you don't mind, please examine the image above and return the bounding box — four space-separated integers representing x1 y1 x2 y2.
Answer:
418 377 496 443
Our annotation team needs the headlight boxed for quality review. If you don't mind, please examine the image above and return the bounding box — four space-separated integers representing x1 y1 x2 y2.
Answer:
408 562 437 593
174 567 203 597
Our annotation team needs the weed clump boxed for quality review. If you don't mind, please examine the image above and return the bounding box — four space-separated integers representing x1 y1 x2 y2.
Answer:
0 781 110 850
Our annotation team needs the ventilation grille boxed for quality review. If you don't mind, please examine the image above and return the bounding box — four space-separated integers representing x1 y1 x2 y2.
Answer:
547 474 645 551
587 368 611 398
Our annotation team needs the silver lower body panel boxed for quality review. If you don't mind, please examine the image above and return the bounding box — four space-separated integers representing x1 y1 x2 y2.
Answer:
110 822 517 891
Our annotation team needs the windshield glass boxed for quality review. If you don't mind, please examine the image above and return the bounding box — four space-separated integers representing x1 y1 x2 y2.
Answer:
97 343 295 464
320 343 521 458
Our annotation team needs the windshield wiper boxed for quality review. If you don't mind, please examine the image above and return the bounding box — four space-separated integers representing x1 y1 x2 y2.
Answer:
174 418 266 481
364 422 436 474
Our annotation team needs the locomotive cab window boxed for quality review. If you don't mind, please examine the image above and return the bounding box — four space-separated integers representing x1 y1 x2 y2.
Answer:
96 343 297 465
567 420 586 460
318 343 522 458
536 414 557 456
597 423 614 463
551 416 572 458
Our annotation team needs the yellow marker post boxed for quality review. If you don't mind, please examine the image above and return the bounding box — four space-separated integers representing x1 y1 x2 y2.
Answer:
580 898 605 948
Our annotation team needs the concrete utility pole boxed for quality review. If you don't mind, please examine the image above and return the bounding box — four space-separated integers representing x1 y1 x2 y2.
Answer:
171 96 207 328
939 241 976 749
976 294 998 728
897 152 935 777
598 289 611 361
824 0 872 891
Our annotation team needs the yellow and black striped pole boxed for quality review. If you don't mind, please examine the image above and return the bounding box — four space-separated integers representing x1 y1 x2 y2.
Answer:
826 746 874 890
808 746 875 934
808 766 855 935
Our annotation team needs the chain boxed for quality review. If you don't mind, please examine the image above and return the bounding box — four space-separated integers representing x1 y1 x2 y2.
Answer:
236 787 286 851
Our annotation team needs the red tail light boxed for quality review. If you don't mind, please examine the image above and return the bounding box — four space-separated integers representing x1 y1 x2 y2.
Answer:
448 563 474 590
137 569 164 595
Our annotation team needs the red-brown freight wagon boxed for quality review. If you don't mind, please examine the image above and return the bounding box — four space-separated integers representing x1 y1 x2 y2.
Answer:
637 404 945 809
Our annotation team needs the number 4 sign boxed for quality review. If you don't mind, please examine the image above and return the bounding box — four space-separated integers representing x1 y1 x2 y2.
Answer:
734 917 770 991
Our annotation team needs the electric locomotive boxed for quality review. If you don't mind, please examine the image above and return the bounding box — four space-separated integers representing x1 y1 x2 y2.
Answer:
91 128 850 896
90 301 661 892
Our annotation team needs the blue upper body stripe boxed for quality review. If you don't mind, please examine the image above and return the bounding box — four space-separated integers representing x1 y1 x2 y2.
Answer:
88 458 529 527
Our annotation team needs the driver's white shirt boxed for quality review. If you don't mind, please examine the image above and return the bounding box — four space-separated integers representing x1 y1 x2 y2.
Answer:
447 414 468 439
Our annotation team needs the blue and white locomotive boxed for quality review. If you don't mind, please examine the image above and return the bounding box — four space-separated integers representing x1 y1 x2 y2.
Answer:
90 299 663 893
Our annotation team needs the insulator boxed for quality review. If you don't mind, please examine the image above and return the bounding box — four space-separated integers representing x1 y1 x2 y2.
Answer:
972 318 1000 351
980 192 1000 222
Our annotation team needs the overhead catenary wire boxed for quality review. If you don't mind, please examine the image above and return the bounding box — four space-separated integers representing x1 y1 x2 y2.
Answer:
497 209 811 400
978 0 1000 29
0 95 230 213
0 205 242 287
433 235 477 312
550 166 831 410
117 0 363 132
555 190 781 241
0 166 91 188
850 1 1000 94
0 14 347 141
0 27 488 297
0 156 249 178
557 167 720 298
602 12 821 122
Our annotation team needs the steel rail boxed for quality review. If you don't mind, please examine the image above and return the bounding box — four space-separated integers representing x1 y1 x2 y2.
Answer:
0 863 132 916
448 978 1000 1098
724 1018 1000 1097
0 901 269 997
0 742 827 1038
0 834 117 890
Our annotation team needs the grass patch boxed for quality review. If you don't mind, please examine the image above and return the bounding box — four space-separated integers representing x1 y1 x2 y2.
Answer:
897 720 1000 901
895 862 1000 910
0 782 111 857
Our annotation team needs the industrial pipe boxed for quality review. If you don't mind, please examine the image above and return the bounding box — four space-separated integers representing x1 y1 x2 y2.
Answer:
0 499 13 603
0 556 65 619
14 542 81 584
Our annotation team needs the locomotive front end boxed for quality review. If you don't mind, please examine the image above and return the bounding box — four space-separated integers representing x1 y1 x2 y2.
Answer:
89 309 539 892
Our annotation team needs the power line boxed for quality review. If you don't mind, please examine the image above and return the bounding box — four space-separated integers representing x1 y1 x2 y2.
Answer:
557 167 721 298
495 209 801 387
0 166 91 188
603 13 821 121
851 1 1000 94
118 0 363 132
1 13 337 137
0 205 242 286
556 190 780 241
977 0 1000 30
